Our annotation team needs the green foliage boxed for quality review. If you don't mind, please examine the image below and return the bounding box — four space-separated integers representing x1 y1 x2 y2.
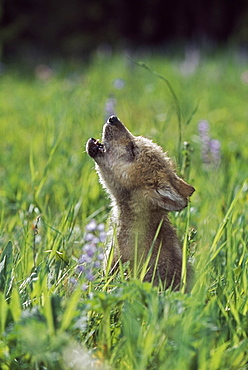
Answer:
0 52 247 369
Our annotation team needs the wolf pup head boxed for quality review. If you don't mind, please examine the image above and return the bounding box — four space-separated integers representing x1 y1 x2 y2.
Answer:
87 115 195 212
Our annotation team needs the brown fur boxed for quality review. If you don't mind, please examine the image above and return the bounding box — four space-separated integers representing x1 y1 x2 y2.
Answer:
86 116 195 290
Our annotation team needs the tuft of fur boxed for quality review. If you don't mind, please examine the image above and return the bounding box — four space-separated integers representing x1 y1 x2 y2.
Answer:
86 116 195 290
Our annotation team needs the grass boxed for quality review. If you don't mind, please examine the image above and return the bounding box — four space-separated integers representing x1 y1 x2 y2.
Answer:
0 50 247 369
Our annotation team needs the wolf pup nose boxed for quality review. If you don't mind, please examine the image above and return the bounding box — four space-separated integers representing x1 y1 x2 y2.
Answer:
108 115 119 125
86 116 195 290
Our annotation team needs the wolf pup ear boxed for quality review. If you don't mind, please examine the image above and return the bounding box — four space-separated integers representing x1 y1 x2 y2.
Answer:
155 174 195 211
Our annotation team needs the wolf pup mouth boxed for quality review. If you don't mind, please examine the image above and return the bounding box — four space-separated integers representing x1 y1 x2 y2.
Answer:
86 138 104 158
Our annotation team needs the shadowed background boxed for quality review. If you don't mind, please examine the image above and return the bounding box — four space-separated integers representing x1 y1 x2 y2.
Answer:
1 0 248 60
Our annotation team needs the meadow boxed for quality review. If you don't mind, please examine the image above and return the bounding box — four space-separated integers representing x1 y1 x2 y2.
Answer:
0 50 247 369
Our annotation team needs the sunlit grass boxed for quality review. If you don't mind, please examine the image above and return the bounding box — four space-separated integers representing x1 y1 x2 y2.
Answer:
0 51 247 369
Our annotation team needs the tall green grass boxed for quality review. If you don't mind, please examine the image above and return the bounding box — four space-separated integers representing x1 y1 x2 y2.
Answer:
0 51 247 369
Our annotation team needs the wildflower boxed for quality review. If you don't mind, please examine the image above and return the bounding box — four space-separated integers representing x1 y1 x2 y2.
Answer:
86 271 95 281
198 120 210 163
78 254 91 265
93 260 101 268
81 283 88 291
84 243 97 257
97 223 105 231
198 120 221 168
97 252 104 260
77 219 106 283
198 120 210 136
85 219 97 232
99 231 107 242
210 139 221 167
113 78 125 89
84 233 95 242
69 276 77 286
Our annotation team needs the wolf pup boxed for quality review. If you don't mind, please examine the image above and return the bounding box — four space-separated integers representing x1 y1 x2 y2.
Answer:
86 116 195 290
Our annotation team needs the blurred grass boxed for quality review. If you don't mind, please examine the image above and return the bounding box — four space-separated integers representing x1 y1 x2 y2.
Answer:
0 51 247 369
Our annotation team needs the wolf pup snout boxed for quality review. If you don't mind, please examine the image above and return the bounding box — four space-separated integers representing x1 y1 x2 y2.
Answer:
86 138 104 159
86 116 195 290
107 115 120 125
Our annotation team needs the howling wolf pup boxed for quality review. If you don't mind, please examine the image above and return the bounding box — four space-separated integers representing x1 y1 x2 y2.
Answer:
86 116 195 290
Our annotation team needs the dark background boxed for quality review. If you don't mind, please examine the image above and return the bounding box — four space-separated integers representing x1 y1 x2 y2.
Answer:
1 0 248 60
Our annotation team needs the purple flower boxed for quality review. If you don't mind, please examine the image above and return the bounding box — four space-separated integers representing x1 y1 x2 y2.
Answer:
99 231 106 243
86 219 97 232
97 252 104 261
113 78 125 89
86 271 95 281
76 219 106 284
69 277 77 286
198 120 221 168
210 139 221 167
84 243 97 257
84 233 95 242
79 254 92 264
198 120 210 136
77 264 85 273
81 283 88 291
97 223 105 231
93 261 101 268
